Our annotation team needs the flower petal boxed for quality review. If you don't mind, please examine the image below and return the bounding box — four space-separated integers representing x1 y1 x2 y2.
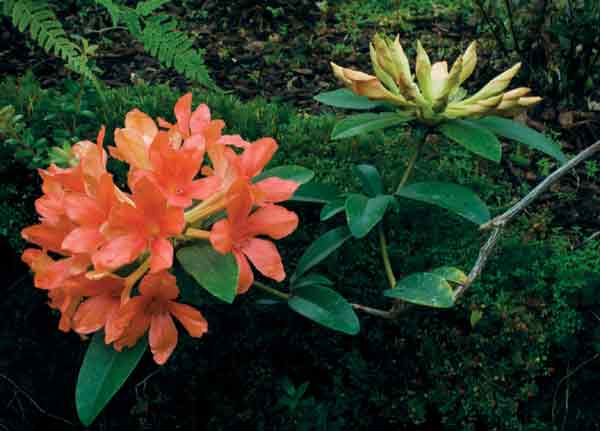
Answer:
242 238 285 282
62 227 104 254
168 301 208 337
182 134 206 153
92 234 146 271
125 109 158 146
218 134 249 148
21 220 74 253
150 237 173 273
113 128 152 170
225 179 253 225
107 296 146 343
149 312 178 365
189 103 211 134
139 271 179 300
187 176 222 200
113 308 151 349
247 205 299 239
253 177 299 204
234 250 254 294
72 295 115 334
209 219 233 254
240 137 278 178
161 206 185 236
64 194 105 226
174 93 192 135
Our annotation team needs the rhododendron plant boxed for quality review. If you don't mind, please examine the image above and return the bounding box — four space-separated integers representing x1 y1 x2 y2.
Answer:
21 37 597 429
20 93 311 426
330 37 542 124
313 35 576 320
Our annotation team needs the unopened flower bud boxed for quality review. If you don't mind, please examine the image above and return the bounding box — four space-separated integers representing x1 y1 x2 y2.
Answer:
369 42 400 94
501 87 531 101
459 41 477 85
464 63 522 104
415 41 433 102
372 34 400 82
518 96 543 107
391 35 414 91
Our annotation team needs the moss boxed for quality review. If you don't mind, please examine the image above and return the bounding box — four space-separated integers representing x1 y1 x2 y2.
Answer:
2 74 599 429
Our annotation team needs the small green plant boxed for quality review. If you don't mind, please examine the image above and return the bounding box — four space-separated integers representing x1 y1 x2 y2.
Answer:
274 378 311 414
2 0 216 89
584 160 599 179
0 105 49 168
1 0 98 80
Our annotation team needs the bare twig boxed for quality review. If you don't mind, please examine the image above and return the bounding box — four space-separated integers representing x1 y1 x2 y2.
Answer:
480 141 600 231
350 302 395 319
453 227 503 300
135 369 160 400
0 374 74 426
453 141 600 302
552 354 600 425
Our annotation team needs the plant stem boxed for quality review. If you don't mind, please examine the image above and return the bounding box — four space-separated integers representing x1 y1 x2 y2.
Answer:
253 280 290 300
378 134 425 291
395 140 423 194
184 191 226 224
184 228 211 240
122 258 150 303
253 281 397 319
378 225 396 288
503 0 521 54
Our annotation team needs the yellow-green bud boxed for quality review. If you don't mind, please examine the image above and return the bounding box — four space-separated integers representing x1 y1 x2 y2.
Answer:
391 35 414 91
415 41 433 102
463 62 522 104
369 42 401 95
459 41 477 85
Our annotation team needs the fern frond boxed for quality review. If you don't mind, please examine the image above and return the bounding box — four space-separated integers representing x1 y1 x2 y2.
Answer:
135 0 170 16
3 0 96 81
94 0 122 26
139 14 214 88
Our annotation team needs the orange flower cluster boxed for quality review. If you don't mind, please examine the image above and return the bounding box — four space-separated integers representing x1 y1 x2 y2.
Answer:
21 94 300 364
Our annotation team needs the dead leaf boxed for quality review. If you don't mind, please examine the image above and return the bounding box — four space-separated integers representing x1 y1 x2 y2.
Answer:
558 110 575 128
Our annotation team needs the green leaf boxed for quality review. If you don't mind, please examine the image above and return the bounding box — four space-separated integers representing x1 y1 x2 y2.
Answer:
253 165 314 185
384 272 455 308
320 197 346 221
176 244 239 304
354 164 383 196
439 119 502 162
292 227 352 282
291 182 340 204
473 116 567 164
470 309 484 328
288 285 360 335
345 194 394 238
332 112 411 140
396 181 490 225
76 333 147 426
291 273 334 290
432 266 468 284
314 89 385 110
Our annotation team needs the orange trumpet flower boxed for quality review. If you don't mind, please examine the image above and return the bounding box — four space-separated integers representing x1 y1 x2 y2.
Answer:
93 177 184 274
210 180 299 293
110 271 208 365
